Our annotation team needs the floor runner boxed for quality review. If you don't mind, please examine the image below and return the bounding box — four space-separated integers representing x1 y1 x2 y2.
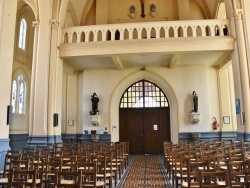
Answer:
118 155 171 188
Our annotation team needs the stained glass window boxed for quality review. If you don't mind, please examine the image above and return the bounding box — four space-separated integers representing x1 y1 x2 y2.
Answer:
18 18 27 50
11 74 26 114
120 80 168 108
11 80 17 113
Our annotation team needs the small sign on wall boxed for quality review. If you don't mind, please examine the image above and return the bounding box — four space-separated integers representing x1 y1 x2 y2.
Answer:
223 116 230 124
153 124 158 130
68 120 74 126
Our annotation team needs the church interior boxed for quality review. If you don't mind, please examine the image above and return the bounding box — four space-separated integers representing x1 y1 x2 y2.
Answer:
0 0 250 187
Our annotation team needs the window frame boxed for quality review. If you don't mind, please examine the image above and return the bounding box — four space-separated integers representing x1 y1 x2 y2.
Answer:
11 73 26 115
120 79 169 108
18 18 27 50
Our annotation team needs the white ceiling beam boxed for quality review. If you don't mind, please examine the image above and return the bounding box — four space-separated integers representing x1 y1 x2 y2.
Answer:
169 54 178 69
111 56 124 70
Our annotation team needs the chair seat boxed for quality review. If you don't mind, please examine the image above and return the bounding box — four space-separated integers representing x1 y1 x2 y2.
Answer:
82 181 105 187
97 173 112 177
181 182 200 187
217 181 226 185
0 178 8 183
27 179 41 184
60 179 75 184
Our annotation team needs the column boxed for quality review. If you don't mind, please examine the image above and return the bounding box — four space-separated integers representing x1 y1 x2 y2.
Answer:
28 21 39 138
28 8 52 145
0 0 17 164
47 19 62 143
233 9 250 138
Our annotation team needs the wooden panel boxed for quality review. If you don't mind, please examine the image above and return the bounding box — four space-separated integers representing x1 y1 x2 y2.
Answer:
144 108 161 154
128 109 144 154
119 107 170 154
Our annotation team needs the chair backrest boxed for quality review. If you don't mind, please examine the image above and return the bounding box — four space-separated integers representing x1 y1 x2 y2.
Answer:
77 160 104 187
198 170 231 188
227 160 250 187
40 159 57 187
185 157 207 187
2 152 22 178
8 168 40 187
56 170 81 188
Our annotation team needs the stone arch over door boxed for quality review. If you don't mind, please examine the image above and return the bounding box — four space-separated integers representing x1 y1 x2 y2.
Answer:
109 70 179 144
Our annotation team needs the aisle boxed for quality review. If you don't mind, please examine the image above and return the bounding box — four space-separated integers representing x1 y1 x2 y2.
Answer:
117 155 172 188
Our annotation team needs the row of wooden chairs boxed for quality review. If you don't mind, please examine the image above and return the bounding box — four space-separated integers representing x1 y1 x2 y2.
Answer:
6 159 103 187
0 141 129 187
164 140 250 188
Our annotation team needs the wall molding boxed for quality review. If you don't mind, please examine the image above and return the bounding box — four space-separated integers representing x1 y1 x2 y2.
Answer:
179 131 237 142
27 135 63 146
62 134 111 142
0 138 10 153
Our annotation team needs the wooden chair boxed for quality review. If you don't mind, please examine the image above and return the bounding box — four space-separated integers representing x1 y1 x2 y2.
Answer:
96 151 112 188
1 152 22 177
171 148 187 187
198 170 231 188
56 170 81 188
77 160 105 187
22 147 36 160
181 157 207 188
214 153 229 171
105 148 119 187
8 168 42 187
227 160 250 187
164 142 178 178
0 152 24 187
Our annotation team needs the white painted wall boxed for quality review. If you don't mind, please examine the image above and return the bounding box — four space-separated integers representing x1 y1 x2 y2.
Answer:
71 64 227 143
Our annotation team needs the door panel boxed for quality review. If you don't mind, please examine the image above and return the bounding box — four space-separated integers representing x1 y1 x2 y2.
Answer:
119 107 170 154
144 108 161 154
128 109 144 154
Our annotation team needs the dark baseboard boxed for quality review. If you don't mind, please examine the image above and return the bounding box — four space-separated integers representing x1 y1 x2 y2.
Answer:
178 131 237 142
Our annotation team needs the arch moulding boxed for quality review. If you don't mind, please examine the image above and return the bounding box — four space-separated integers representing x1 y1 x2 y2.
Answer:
109 70 179 144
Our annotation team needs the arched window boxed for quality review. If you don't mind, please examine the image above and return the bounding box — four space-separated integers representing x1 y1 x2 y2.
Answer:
18 18 27 50
217 2 226 19
11 74 26 114
120 80 168 108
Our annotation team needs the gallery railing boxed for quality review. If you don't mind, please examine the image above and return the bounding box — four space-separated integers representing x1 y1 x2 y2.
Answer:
61 19 230 44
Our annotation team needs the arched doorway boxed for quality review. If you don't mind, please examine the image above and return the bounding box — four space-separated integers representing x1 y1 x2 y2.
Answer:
119 80 171 154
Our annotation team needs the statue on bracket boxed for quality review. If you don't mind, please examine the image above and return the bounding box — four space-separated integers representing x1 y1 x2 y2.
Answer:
89 92 99 115
192 91 198 112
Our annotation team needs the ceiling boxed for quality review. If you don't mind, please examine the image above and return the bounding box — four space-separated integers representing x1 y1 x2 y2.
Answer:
63 0 230 71
63 50 232 71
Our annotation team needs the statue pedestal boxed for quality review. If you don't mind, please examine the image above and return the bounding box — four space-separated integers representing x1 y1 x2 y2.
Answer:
90 115 100 126
191 112 200 124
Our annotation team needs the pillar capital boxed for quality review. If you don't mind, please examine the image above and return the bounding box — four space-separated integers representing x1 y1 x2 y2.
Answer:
32 21 40 31
50 19 60 29
233 9 243 20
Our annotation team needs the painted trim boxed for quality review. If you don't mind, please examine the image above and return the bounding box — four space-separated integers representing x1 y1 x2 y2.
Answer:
0 138 10 153
9 134 28 151
27 135 63 146
179 131 237 142
237 132 250 141
62 134 111 142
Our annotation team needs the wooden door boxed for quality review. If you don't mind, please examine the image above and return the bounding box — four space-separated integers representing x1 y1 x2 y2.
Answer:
119 107 170 154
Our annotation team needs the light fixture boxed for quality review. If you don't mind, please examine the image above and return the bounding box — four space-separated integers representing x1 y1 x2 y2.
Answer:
7 105 12 125
53 113 58 127
129 5 136 19
150 4 156 18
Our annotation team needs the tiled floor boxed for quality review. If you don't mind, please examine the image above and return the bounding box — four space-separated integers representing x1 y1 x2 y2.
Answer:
116 155 172 188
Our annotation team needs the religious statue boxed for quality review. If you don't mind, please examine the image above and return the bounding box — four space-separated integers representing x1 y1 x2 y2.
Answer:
192 91 198 112
90 93 99 115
